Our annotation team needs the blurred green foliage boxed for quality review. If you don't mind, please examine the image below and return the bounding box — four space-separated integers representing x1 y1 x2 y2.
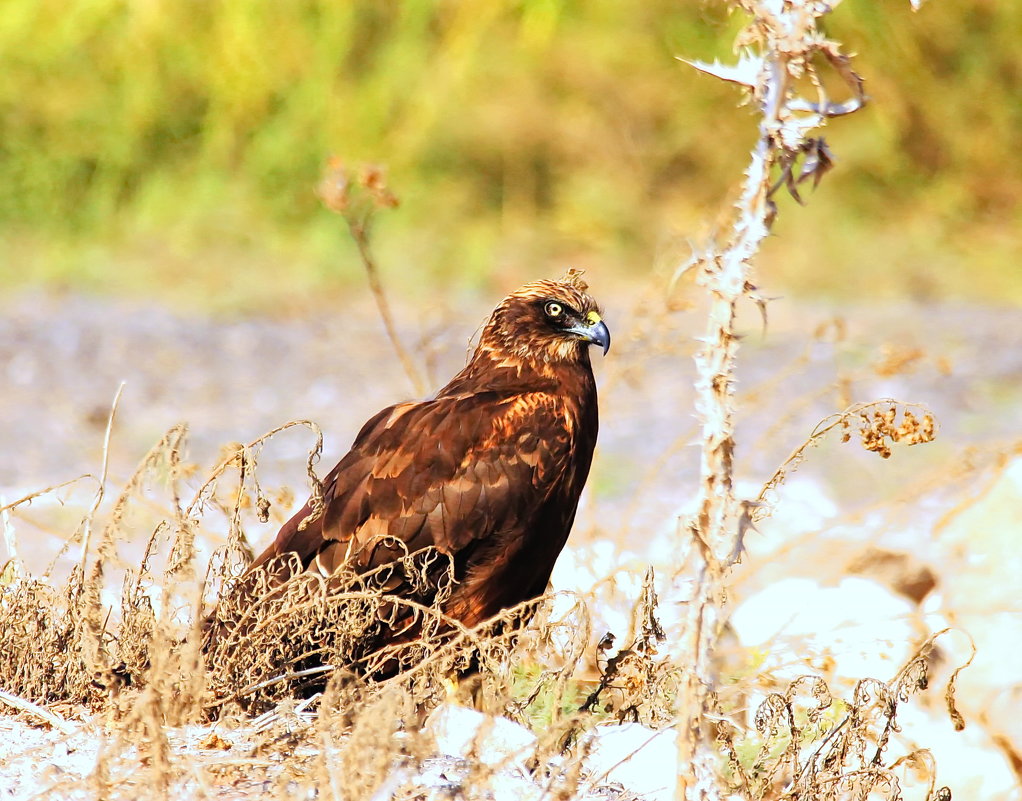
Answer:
1 0 1019 308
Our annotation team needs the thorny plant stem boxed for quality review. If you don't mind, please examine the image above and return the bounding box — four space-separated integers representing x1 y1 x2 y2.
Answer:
674 3 867 799
674 105 772 801
348 218 427 397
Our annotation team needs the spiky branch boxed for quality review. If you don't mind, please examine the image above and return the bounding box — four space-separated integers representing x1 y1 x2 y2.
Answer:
673 3 867 798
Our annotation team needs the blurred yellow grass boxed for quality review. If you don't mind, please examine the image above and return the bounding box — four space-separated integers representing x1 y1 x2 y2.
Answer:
1 0 1019 307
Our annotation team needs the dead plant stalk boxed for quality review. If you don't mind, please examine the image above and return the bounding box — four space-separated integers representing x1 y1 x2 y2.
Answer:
318 158 426 397
347 217 427 397
673 2 867 799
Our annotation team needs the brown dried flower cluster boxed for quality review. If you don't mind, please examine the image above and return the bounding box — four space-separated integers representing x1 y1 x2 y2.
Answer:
848 407 937 458
317 158 399 216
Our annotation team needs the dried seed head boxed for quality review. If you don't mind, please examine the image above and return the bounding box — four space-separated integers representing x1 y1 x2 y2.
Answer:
855 405 937 457
318 157 351 214
256 495 271 524
318 159 399 215
358 164 399 209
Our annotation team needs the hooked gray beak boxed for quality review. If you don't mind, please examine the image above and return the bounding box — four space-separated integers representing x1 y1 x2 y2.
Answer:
569 312 611 355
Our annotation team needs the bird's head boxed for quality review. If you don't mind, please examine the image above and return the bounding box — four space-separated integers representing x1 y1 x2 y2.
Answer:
478 277 611 369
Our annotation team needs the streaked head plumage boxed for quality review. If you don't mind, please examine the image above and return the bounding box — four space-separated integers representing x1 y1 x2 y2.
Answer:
480 275 610 366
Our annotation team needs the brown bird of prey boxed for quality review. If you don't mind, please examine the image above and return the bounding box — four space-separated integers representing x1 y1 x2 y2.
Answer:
208 276 609 682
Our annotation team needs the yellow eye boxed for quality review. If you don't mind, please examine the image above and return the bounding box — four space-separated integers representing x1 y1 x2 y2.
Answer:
545 301 564 318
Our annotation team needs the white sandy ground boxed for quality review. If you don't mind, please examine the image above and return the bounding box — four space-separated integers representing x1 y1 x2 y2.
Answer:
0 705 645 801
2 690 1016 801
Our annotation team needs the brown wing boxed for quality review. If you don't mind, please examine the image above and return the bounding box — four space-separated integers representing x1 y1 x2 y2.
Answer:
246 389 576 609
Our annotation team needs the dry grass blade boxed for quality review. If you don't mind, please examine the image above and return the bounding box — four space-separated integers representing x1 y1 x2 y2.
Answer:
78 381 125 573
1 494 17 571
0 476 98 517
0 688 76 734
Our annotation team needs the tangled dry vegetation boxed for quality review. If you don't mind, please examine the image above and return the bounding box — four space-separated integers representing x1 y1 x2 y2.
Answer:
0 392 965 801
